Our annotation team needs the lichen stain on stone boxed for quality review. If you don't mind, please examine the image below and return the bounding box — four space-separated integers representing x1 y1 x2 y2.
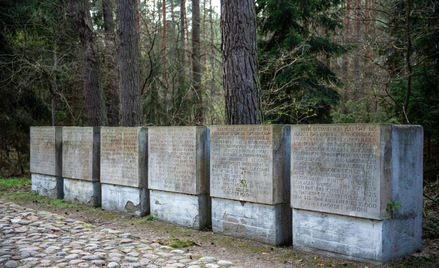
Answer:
155 200 161 205
125 201 140 214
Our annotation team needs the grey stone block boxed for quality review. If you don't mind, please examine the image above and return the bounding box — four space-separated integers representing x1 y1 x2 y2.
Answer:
31 174 63 199
100 127 148 188
30 126 63 199
291 124 423 263
212 198 291 246
293 209 422 264
101 184 149 216
62 127 100 182
63 178 100 207
150 190 210 230
148 126 210 195
210 125 288 204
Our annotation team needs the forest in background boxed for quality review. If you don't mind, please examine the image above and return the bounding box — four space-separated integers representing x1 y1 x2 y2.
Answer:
0 0 438 184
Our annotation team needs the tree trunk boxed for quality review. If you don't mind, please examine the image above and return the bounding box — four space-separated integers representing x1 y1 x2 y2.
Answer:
222 0 260 124
180 0 186 70
68 0 108 126
103 0 120 126
162 0 167 56
116 0 142 126
192 0 203 125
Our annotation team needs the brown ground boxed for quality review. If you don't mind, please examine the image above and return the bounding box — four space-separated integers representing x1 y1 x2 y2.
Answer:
1 183 438 268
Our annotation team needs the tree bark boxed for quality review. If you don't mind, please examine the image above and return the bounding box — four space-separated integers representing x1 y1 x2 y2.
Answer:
103 0 120 126
221 0 260 124
68 0 108 126
116 0 142 126
192 0 203 125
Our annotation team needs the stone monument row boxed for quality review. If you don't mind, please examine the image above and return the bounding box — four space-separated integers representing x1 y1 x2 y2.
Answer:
29 124 424 264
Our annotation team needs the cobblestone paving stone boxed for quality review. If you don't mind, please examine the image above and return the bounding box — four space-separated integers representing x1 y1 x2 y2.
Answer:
0 201 243 268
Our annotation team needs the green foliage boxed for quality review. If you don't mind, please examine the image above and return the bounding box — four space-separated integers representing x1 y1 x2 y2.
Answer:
423 180 439 239
383 0 439 134
331 99 399 124
0 177 31 190
386 200 401 218
257 0 351 124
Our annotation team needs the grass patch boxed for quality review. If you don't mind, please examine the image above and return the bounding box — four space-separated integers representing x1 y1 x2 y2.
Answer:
163 237 194 248
102 214 121 219
0 177 31 190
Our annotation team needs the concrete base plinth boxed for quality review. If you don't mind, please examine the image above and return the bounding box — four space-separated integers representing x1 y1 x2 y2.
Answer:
31 174 63 199
293 209 422 264
150 190 210 230
101 184 149 216
212 198 291 246
63 178 100 207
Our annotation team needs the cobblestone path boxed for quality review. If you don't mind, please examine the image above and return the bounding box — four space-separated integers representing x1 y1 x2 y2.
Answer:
0 201 242 268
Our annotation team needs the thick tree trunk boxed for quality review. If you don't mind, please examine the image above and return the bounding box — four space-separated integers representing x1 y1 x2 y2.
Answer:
116 0 142 126
69 0 108 126
192 0 203 125
221 0 260 124
103 0 120 126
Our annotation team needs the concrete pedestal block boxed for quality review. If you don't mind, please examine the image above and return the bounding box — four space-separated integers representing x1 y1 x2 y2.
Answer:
31 174 63 199
212 198 292 246
150 190 210 230
290 124 423 263
293 209 422 264
101 184 149 216
63 178 100 207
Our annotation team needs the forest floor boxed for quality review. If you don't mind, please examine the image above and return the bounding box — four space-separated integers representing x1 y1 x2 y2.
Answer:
1 179 438 268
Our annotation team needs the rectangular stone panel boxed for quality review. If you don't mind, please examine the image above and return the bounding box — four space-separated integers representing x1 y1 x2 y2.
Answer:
290 124 389 219
100 127 147 188
210 125 287 204
148 126 209 195
30 126 62 176
62 127 100 181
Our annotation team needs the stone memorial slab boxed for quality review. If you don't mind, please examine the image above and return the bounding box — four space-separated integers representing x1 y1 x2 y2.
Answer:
210 125 287 204
210 125 291 245
100 127 147 188
62 127 101 206
30 126 63 199
291 124 424 263
62 127 100 181
30 126 62 176
290 124 385 219
148 126 209 194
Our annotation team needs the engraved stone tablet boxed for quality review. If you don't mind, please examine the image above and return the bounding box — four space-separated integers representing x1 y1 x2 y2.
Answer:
30 126 62 176
100 127 147 187
148 127 209 195
291 124 389 219
62 127 100 181
210 125 286 204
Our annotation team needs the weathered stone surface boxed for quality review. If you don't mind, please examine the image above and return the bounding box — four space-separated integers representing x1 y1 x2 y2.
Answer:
150 190 210 230
211 198 291 246
148 127 209 195
291 124 423 264
63 179 100 207
100 127 147 188
291 124 385 219
30 127 63 199
31 174 63 199
62 127 100 182
101 184 149 216
30 126 62 176
293 208 422 264
290 124 423 220
210 125 289 204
